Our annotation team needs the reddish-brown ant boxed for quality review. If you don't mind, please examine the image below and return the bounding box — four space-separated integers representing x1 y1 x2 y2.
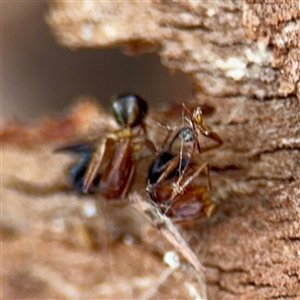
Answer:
55 93 151 200
147 104 223 224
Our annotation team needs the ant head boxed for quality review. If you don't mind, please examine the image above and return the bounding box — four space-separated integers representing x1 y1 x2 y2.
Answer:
112 94 148 128
178 127 195 143
192 107 203 126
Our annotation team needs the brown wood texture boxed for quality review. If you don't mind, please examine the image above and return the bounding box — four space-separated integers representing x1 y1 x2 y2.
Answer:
2 1 300 299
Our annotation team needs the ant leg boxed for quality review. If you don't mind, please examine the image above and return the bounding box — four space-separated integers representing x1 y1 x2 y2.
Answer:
157 126 176 154
172 162 211 199
139 122 173 155
83 138 110 193
198 124 223 145
176 138 197 187
182 102 193 123
206 163 212 190
144 138 157 155
155 156 181 185
54 143 94 154
139 121 157 154
182 162 211 191
120 162 136 199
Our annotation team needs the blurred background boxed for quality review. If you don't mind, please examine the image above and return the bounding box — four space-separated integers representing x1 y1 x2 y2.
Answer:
2 2 191 119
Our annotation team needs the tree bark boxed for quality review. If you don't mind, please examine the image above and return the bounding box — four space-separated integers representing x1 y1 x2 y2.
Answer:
3 1 299 299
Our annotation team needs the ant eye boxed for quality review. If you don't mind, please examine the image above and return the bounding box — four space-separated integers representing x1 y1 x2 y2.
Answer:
112 94 148 128
179 127 194 142
192 107 203 125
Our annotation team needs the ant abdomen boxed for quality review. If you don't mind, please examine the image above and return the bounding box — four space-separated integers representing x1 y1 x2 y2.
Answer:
148 152 175 184
148 152 189 185
55 143 100 193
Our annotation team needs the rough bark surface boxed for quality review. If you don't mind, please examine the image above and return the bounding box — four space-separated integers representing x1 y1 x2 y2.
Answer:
3 1 300 300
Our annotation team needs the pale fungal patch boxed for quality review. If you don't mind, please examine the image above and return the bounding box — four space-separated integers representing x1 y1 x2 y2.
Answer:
226 68 247 81
102 24 118 40
280 137 300 147
283 21 298 36
215 57 247 80
180 12 195 24
163 251 180 270
82 201 97 217
82 24 93 41
82 1 94 13
245 42 272 66
254 88 266 99
123 234 134 245
51 218 66 233
185 282 203 300
206 8 216 17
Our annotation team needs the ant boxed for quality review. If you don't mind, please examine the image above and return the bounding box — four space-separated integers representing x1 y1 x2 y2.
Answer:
55 93 151 200
147 103 223 225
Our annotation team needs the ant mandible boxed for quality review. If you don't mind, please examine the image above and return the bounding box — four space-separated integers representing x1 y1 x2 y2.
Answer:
147 104 223 224
55 93 151 200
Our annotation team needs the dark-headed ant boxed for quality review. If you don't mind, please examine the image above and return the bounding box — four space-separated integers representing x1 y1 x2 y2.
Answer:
147 104 223 225
55 93 151 200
